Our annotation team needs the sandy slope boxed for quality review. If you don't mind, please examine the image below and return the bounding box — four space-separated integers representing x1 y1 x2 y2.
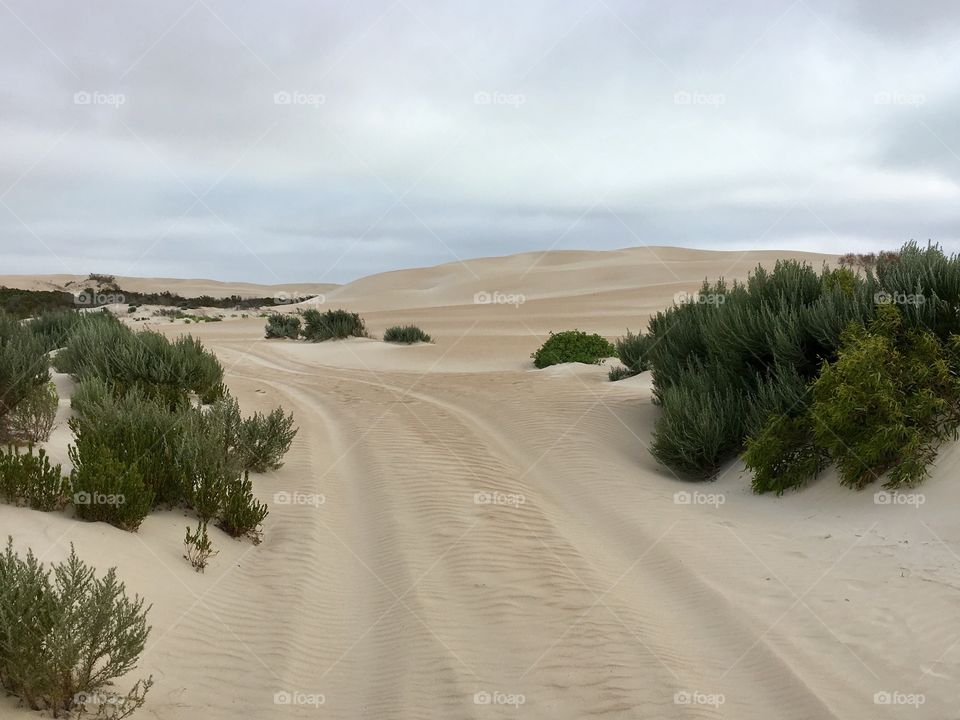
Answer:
2 247 957 719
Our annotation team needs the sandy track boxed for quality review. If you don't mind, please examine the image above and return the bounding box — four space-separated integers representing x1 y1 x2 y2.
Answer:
2 248 957 719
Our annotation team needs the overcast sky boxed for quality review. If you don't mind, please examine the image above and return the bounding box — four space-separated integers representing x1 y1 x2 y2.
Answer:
1 0 958 283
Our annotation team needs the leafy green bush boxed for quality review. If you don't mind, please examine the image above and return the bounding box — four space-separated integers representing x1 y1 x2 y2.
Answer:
264 313 301 339
615 330 651 374
0 538 153 717
68 441 153 531
217 473 268 542
6 381 58 443
531 330 616 369
301 308 367 341
0 445 69 511
26 309 84 352
0 312 50 432
236 407 298 473
383 325 431 343
744 413 826 495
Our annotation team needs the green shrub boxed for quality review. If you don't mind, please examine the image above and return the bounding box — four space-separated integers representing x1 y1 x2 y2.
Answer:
383 325 431 343
615 330 651 374
6 381 58 443
744 413 826 494
264 313 301 339
301 308 367 341
217 473 267 542
184 521 217 572
0 445 69 511
25 309 84 352
236 407 298 473
0 538 152 717
531 330 616 368
68 441 153 531
607 365 635 382
0 312 50 431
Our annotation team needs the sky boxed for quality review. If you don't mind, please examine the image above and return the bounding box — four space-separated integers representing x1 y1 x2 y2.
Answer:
1 0 959 284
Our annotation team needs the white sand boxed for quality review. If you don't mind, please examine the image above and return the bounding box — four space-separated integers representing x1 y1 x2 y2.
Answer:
1 247 954 719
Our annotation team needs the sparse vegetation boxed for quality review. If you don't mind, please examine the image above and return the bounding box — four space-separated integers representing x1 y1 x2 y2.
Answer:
383 325 431 344
301 308 367 341
610 330 651 379
607 365 635 382
184 521 217 573
531 330 616 369
0 538 153 717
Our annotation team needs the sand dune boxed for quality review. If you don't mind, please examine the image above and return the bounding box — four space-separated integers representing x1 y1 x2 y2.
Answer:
2 246 956 719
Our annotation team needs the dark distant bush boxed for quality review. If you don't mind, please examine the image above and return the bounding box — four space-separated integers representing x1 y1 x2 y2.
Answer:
531 330 616 369
614 330 651 374
383 325 431 344
0 538 152 717
265 313 301 339
302 308 367 341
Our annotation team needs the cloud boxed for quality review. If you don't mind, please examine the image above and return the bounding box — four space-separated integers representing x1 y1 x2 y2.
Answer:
1 0 958 282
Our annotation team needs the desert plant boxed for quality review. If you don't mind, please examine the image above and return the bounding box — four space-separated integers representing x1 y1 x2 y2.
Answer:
217 473 267 542
744 413 827 494
0 445 69 511
614 330 651 374
0 538 152 717
383 325 431 344
25 309 84 352
68 442 153 531
183 521 217 573
264 313 301 339
236 407 298 472
6 380 58 443
301 308 367 341
531 330 616 369
607 365 635 382
0 312 50 432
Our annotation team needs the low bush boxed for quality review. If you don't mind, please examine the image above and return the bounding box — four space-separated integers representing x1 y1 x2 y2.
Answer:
615 330 651 374
184 521 217 573
0 312 50 432
6 381 58 443
217 473 268 542
301 308 367 341
607 366 635 382
264 313 301 339
68 441 153 531
0 538 153 717
26 309 84 352
0 445 69 511
237 407 299 473
383 325 431 344
531 330 616 369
